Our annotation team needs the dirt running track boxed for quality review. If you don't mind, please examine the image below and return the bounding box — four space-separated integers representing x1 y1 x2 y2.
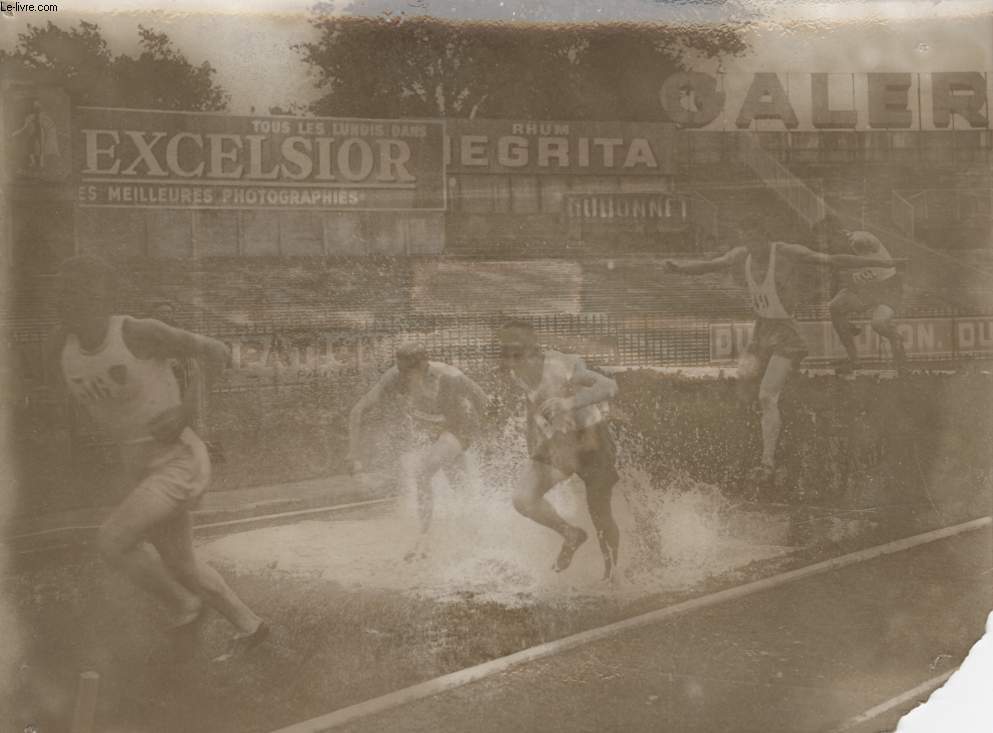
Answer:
303 529 991 733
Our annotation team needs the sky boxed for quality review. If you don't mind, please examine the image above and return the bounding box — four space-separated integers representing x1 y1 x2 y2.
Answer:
1 1 991 114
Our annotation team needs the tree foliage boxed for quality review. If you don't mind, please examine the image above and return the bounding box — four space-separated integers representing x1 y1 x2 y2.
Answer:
298 6 747 120
0 21 228 111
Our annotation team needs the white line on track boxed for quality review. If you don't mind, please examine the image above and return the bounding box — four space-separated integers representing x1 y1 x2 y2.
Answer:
195 497 395 532
8 497 397 556
268 515 992 733
602 365 962 379
827 668 957 733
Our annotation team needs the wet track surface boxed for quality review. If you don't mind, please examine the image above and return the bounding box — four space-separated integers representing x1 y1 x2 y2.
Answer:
327 529 991 733
5 476 990 733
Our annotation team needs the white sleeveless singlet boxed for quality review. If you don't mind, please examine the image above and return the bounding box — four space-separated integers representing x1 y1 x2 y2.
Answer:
403 361 463 428
61 316 182 444
745 243 793 320
513 351 609 440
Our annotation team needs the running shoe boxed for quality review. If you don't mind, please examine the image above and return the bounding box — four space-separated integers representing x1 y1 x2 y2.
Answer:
213 621 270 663
553 527 588 573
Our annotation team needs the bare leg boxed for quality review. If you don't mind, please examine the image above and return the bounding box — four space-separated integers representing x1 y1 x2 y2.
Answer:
585 478 620 580
830 290 866 366
758 355 794 470
153 511 262 635
97 488 202 627
512 460 573 535
871 305 906 371
513 460 587 571
735 352 761 405
405 432 464 535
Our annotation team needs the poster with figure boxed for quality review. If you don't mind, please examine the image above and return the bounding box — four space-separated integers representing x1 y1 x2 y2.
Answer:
3 85 71 182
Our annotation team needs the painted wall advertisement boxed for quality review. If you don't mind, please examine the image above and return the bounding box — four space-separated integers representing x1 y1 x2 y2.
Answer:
73 108 446 211
661 71 991 132
710 316 993 364
444 118 676 176
2 82 72 183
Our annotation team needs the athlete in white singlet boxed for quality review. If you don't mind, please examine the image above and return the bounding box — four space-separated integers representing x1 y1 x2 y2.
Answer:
664 232 902 488
828 230 907 375
348 343 489 560
498 321 621 580
150 300 209 443
49 256 267 661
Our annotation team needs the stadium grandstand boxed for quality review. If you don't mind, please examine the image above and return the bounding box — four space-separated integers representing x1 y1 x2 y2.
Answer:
4 129 991 373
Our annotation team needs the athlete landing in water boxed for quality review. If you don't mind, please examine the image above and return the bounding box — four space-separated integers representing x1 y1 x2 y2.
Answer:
498 320 621 581
664 228 902 489
828 229 907 376
348 343 489 560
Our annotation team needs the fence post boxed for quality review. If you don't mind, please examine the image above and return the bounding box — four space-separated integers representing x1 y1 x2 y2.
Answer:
69 671 100 733
951 317 959 362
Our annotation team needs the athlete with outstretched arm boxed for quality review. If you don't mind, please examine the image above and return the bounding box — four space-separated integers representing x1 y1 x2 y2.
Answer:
664 236 903 487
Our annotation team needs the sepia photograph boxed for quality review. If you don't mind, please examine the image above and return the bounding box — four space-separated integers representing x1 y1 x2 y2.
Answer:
1 1 991 731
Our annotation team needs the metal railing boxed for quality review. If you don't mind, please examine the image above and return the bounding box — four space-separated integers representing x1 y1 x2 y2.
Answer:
739 132 827 228
687 191 719 250
891 191 916 239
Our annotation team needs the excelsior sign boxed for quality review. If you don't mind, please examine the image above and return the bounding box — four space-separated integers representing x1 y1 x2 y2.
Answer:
74 108 446 211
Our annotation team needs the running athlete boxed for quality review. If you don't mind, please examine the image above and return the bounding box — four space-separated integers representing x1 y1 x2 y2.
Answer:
828 230 907 376
150 301 207 436
150 300 226 463
48 256 267 660
347 343 489 559
497 321 621 580
664 235 901 487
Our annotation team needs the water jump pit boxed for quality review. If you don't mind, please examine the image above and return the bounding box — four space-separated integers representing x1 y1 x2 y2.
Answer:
202 459 811 609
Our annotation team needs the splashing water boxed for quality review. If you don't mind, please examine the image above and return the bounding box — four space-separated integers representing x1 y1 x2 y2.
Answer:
203 423 793 607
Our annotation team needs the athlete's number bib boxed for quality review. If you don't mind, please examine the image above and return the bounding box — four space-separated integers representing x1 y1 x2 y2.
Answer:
68 373 123 403
752 293 771 312
853 270 879 284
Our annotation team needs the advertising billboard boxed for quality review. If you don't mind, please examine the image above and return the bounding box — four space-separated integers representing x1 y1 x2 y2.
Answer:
74 108 446 211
